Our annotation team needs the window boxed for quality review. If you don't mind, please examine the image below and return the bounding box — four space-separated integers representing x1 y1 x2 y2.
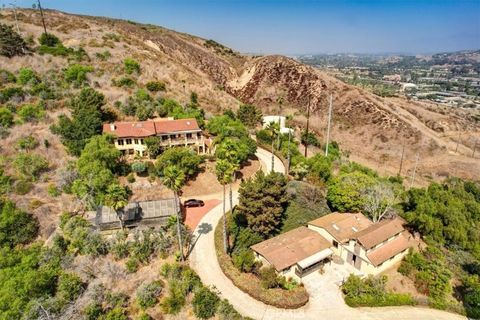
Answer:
162 135 169 141
117 139 124 146
126 139 132 145
140 139 144 145
332 240 339 248
134 139 138 144
186 133 192 139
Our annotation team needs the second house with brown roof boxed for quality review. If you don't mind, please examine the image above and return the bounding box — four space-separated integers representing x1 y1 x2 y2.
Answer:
103 118 207 157
251 212 413 282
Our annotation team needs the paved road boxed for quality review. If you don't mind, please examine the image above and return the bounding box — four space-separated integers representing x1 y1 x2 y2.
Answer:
189 148 465 320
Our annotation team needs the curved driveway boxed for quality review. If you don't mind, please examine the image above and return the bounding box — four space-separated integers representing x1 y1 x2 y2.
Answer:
189 148 464 320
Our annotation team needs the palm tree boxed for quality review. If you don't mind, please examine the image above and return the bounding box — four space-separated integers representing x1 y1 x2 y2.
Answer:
163 165 186 261
266 121 280 172
216 159 234 253
215 140 241 218
104 183 129 230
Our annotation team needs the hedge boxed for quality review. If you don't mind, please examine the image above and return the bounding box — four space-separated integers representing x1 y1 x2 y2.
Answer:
345 293 416 307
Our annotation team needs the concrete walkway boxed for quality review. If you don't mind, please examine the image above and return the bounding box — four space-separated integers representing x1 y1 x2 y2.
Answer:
189 149 465 320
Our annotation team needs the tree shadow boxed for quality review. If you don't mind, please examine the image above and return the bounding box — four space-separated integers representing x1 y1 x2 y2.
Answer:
185 222 212 258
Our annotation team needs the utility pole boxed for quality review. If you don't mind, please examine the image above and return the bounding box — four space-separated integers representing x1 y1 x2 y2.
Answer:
473 140 478 158
455 132 461 153
409 153 420 188
287 128 291 175
271 135 275 173
277 117 281 150
37 0 47 34
398 141 405 176
9 1 20 34
325 94 333 157
304 102 310 157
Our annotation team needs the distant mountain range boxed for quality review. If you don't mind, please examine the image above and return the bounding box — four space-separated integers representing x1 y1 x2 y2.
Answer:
2 9 479 182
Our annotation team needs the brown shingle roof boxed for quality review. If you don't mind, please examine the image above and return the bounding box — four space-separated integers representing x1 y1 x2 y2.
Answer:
308 213 373 243
251 226 332 271
354 217 405 250
103 118 200 138
366 233 412 266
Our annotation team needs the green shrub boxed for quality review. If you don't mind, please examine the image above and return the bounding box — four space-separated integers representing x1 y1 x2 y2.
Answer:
39 33 61 47
47 184 60 197
95 50 112 61
14 179 33 195
137 313 152 320
17 103 45 122
126 257 139 273
146 81 166 92
301 130 320 147
16 135 39 151
103 307 128 320
259 266 282 289
0 107 14 127
83 302 103 320
0 69 16 84
0 199 39 248
131 162 147 174
232 249 255 273
342 274 416 307
126 172 136 183
13 153 49 181
37 44 69 56
57 272 84 301
124 58 140 75
0 23 27 57
192 286 220 319
0 86 24 103
136 280 163 309
0 168 11 195
217 299 244 320
160 280 186 314
17 67 39 85
64 64 94 84
109 231 129 259
114 77 136 87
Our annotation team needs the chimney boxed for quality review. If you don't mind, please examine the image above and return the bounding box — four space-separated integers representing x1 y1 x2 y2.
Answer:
110 123 115 131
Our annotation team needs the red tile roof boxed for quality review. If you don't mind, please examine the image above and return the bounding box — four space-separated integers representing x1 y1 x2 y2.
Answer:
251 226 332 271
154 118 200 134
366 233 412 266
103 118 200 138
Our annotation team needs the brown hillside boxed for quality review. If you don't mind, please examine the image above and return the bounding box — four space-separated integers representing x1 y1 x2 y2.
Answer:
1 9 479 185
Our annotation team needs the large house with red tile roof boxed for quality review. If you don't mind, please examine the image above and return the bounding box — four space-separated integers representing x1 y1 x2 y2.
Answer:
251 212 413 282
103 118 207 157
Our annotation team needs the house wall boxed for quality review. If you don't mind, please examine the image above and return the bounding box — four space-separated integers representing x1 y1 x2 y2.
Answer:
362 248 410 275
307 225 341 255
114 137 148 156
308 224 410 276
253 252 302 282
113 131 206 157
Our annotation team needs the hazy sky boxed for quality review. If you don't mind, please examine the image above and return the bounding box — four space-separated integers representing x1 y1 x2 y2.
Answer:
6 0 480 54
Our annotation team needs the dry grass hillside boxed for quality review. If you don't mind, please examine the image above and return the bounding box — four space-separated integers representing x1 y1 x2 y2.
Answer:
1 8 479 187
